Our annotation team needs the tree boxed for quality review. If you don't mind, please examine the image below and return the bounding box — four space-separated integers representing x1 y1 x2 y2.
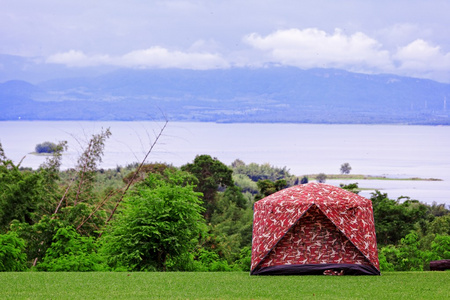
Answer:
340 163 352 174
101 169 206 271
0 160 47 230
255 179 287 200
182 155 234 221
340 182 360 194
316 173 327 183
231 160 296 184
300 176 309 184
35 142 58 154
122 163 175 185
232 174 259 194
370 191 430 246
208 187 253 263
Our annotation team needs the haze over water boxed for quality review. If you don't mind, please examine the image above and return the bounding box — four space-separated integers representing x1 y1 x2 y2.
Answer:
1 121 449 206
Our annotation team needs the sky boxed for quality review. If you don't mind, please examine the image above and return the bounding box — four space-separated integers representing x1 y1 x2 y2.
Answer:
2 0 450 82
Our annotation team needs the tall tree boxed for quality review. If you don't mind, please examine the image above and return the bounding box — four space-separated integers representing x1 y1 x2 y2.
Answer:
340 163 352 174
181 155 234 221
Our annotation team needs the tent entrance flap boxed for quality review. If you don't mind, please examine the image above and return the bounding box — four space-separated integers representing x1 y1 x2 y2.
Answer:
255 205 373 274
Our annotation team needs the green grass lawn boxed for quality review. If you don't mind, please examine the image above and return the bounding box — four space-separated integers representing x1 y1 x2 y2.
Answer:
1 272 449 299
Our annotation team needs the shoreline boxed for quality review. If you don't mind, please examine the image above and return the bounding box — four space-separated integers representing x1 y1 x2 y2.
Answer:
306 174 442 182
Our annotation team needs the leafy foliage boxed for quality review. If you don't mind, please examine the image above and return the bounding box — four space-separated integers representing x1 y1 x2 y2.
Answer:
0 161 46 230
208 189 253 262
101 169 206 271
37 226 106 271
254 179 287 201
370 191 430 246
232 174 259 194
182 155 234 221
379 232 450 271
1 136 449 273
122 163 175 185
231 160 297 185
0 231 27 271
340 162 352 174
339 182 360 194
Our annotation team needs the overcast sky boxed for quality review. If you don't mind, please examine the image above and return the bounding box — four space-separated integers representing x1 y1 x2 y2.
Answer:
2 0 450 82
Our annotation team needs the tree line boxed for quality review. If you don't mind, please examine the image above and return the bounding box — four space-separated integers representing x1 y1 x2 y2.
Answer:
0 129 448 272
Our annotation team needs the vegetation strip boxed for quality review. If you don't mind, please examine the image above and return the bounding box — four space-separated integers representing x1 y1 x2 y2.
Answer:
0 132 448 275
307 174 442 181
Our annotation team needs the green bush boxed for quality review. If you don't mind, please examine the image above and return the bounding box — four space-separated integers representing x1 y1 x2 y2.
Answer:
431 234 450 259
192 248 232 271
37 226 106 272
101 169 206 271
234 246 252 272
0 231 27 271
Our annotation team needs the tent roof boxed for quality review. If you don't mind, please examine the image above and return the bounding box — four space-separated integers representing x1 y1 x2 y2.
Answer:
251 183 379 272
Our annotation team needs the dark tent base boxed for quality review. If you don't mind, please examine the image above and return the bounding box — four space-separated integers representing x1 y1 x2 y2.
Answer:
251 264 380 276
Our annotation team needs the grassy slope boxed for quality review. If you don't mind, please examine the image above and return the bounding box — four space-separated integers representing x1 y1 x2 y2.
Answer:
1 272 449 299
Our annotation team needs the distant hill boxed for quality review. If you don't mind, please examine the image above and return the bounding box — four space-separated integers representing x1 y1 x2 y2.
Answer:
1 66 449 124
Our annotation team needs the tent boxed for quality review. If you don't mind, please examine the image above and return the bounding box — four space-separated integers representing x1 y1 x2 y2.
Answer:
250 183 380 275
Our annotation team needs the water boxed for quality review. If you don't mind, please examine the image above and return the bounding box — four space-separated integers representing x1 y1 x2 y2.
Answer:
1 121 449 206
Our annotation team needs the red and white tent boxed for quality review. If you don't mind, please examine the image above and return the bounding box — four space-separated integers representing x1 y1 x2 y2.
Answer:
251 183 380 275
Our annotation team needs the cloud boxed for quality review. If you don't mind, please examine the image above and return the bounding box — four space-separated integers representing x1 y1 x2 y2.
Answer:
120 47 229 69
45 28 450 83
243 28 393 72
242 28 450 82
46 50 110 67
46 47 229 70
394 39 450 71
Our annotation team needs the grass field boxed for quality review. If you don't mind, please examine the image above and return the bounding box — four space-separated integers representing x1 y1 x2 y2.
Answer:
1 272 449 299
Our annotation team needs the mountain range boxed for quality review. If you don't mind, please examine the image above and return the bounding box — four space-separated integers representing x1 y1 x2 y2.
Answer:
1 55 449 124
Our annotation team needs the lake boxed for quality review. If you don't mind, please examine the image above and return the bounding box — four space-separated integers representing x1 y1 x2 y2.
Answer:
1 121 449 206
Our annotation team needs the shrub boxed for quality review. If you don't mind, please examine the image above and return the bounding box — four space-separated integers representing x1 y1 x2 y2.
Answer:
37 226 106 271
0 231 27 271
101 169 206 271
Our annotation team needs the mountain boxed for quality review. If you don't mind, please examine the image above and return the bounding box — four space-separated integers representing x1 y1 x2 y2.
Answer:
1 66 449 124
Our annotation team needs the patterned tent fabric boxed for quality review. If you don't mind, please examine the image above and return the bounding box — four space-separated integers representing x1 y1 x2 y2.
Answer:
250 183 380 275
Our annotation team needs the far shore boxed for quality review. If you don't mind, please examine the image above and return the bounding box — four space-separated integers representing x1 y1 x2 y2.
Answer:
306 174 442 182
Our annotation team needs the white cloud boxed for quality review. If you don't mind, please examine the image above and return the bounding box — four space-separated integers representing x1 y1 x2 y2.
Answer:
243 28 393 72
45 28 450 83
394 39 450 71
46 50 111 67
46 47 229 70
120 47 229 69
